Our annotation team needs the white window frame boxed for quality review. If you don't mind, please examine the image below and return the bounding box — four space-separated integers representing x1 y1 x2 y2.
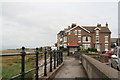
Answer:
105 36 108 43
78 36 81 42
78 30 81 35
64 44 67 48
82 36 91 42
96 36 99 43
96 30 99 35
83 44 91 49
64 37 67 42
74 30 77 35
105 44 108 51
95 44 100 51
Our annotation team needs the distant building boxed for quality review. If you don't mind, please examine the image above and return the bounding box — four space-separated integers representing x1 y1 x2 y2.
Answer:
111 38 118 46
57 23 111 52
116 38 120 46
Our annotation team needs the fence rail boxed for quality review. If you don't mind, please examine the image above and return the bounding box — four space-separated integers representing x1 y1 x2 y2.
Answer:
1 47 63 80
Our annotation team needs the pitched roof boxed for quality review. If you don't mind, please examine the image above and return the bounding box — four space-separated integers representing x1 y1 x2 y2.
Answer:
66 26 90 33
67 41 79 47
82 26 111 33
58 24 111 35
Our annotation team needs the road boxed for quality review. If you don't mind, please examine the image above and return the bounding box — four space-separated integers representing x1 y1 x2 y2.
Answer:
54 56 88 79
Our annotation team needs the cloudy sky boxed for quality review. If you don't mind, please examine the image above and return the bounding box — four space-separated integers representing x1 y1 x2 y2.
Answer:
0 0 119 50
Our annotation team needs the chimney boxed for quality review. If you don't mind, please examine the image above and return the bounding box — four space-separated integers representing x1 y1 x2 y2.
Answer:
68 26 71 29
106 22 108 27
97 23 101 27
71 23 76 28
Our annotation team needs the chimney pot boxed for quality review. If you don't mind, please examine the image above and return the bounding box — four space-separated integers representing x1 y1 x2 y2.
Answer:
71 23 76 28
97 23 101 27
106 22 108 27
68 26 71 29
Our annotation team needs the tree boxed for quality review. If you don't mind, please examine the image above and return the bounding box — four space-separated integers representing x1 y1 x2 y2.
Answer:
39 47 43 52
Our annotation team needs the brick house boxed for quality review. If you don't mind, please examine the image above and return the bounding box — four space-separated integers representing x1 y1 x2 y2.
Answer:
57 23 111 52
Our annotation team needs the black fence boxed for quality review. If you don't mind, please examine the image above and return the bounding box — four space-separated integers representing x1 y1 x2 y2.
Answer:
0 47 63 80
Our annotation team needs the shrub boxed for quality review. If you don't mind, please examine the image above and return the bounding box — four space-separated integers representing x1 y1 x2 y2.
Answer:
80 49 88 53
88 48 97 52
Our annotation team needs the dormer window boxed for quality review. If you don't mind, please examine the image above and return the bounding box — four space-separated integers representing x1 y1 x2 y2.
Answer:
96 30 99 35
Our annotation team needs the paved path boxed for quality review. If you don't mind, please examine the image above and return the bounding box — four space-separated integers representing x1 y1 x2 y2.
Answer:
55 56 87 78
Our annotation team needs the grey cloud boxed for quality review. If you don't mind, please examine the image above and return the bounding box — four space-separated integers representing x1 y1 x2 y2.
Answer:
1 2 118 50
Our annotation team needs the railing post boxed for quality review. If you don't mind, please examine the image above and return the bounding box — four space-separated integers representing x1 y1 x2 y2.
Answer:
57 51 59 67
35 48 39 80
59 51 61 65
61 50 63 63
21 46 26 80
44 48 47 76
50 49 52 72
53 50 56 69
60 50 62 63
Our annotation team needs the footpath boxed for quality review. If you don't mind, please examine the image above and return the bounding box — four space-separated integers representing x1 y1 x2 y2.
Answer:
54 56 88 79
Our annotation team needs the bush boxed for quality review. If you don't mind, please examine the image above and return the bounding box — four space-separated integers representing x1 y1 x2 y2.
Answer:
101 51 106 54
88 48 98 52
80 49 88 53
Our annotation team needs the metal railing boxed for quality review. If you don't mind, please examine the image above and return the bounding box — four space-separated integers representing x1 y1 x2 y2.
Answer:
1 47 63 80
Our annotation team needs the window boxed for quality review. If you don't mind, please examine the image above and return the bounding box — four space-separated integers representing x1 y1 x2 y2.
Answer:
105 36 108 43
74 30 77 35
74 30 81 35
64 37 67 42
82 36 91 42
83 44 91 49
105 44 108 51
78 30 81 35
64 44 67 48
95 44 100 51
96 30 99 35
96 36 99 43
78 36 81 42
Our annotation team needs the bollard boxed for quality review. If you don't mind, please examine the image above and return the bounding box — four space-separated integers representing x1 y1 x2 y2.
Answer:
35 48 39 80
50 49 52 72
53 50 56 69
21 46 26 80
44 48 47 76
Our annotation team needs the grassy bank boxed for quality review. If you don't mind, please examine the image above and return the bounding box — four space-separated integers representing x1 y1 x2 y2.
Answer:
0 50 20 54
1 53 45 79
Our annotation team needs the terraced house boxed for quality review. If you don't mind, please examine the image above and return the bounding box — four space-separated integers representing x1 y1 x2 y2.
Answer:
57 23 111 52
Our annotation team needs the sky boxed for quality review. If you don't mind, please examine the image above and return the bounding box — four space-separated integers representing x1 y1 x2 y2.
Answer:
0 0 119 50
